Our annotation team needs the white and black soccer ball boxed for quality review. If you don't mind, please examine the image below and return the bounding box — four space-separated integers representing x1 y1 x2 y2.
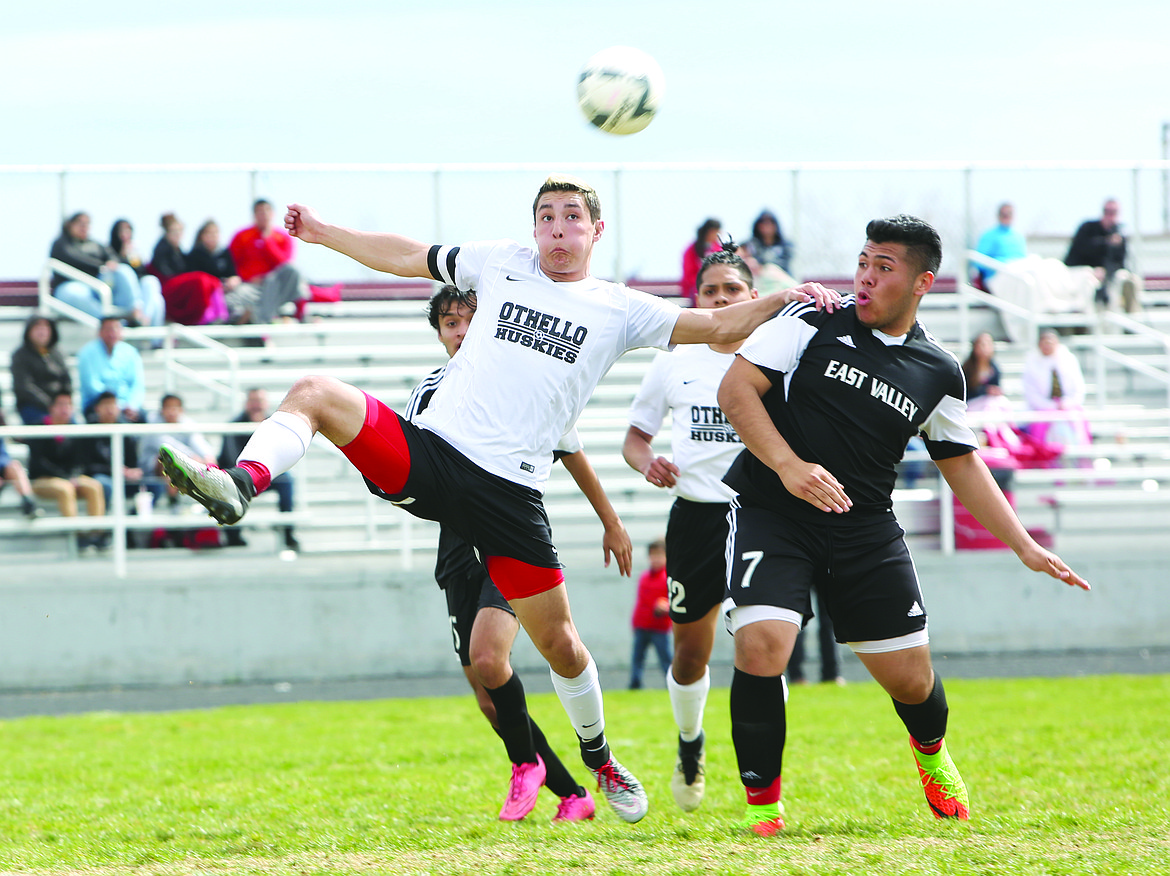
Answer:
576 46 664 136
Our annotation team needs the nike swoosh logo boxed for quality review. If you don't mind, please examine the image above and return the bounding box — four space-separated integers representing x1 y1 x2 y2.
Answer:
505 274 523 281
682 379 696 384
582 719 601 729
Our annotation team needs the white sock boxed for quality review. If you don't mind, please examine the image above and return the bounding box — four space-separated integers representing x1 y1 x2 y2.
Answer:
550 656 605 740
237 411 313 478
668 665 710 742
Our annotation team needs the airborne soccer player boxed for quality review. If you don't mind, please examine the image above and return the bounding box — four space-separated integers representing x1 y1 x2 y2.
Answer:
159 174 838 823
386 284 630 823
717 214 1089 836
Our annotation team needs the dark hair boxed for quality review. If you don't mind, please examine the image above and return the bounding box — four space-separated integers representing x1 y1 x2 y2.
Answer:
253 198 272 211
160 393 182 408
960 332 992 395
62 211 89 236
532 174 601 223
194 220 218 247
696 237 753 291
109 218 132 255
160 212 181 232
426 285 477 331
864 214 942 275
648 536 666 553
95 391 118 404
750 210 785 246
693 218 722 257
23 313 59 349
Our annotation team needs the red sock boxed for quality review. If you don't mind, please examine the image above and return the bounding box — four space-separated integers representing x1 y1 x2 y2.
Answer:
237 460 271 494
911 737 943 756
745 776 781 806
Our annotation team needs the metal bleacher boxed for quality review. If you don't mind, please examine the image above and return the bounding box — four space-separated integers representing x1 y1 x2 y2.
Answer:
7 266 1170 577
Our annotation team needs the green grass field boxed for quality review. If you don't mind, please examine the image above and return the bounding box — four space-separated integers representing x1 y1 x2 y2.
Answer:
1 674 1167 875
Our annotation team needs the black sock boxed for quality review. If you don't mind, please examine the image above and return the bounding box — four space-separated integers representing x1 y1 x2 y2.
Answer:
227 467 257 500
730 668 787 790
579 732 610 770
892 673 949 748
531 719 584 798
484 673 537 765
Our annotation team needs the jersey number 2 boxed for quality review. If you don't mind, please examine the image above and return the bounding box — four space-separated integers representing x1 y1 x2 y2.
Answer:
667 577 686 615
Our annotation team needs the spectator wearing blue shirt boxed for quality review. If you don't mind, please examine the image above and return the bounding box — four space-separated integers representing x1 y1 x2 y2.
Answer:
974 203 1028 286
77 317 146 421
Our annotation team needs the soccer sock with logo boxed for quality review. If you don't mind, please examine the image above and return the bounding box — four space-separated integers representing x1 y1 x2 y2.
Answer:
667 664 710 743
236 411 313 494
484 673 538 766
893 672 949 750
530 718 586 799
730 668 787 803
549 657 609 768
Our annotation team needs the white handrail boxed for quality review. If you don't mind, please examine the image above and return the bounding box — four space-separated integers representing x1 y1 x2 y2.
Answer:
37 257 113 326
160 323 241 407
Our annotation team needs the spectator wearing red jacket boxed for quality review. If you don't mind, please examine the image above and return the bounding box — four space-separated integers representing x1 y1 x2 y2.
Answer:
228 199 308 324
629 537 673 689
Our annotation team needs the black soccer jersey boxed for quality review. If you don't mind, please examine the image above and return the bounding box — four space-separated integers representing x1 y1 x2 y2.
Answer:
723 298 978 521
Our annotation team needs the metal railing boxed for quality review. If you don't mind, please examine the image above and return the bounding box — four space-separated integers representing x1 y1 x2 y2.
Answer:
37 258 113 327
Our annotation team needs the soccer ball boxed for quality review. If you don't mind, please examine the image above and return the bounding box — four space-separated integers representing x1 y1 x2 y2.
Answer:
576 46 664 136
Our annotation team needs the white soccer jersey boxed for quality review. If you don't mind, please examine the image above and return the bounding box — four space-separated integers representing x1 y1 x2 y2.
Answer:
627 344 740 503
419 239 679 490
406 363 582 454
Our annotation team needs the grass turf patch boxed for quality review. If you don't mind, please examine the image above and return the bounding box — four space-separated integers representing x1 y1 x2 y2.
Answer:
1 674 1167 874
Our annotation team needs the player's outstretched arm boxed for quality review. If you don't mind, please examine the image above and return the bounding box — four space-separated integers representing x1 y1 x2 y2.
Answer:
670 282 840 347
718 356 852 514
560 449 633 576
284 203 432 279
935 452 1090 590
623 426 679 489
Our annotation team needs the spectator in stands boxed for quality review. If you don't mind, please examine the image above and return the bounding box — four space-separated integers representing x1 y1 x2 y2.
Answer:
188 220 261 324
964 332 1063 467
82 390 145 507
628 537 672 690
0 389 42 519
151 213 228 325
973 202 1027 287
26 391 107 551
1065 199 1143 311
1021 329 1092 448
109 219 150 278
138 393 216 488
961 331 1004 411
228 199 308 324
218 387 299 551
741 210 795 285
680 218 722 302
10 313 72 425
77 316 146 421
49 211 165 326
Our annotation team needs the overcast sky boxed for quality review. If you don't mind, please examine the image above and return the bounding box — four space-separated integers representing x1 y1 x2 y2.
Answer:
2 0 1168 279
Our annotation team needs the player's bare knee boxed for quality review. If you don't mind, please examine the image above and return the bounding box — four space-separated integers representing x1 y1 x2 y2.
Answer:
536 633 587 677
886 674 934 705
671 647 708 684
469 648 511 690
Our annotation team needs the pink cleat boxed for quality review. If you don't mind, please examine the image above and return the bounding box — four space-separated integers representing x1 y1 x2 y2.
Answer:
498 754 546 821
552 788 596 822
